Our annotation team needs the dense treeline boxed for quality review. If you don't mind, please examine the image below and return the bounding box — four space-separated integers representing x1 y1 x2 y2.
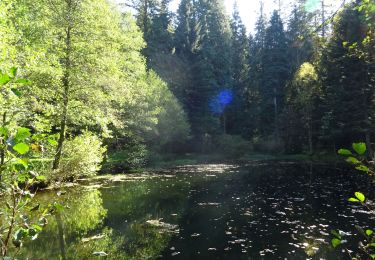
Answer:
128 0 374 155
0 0 190 181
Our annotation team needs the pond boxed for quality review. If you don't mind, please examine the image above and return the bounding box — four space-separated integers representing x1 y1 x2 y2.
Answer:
20 162 374 259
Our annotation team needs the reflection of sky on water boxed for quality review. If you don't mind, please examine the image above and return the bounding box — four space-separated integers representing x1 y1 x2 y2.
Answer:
209 89 233 114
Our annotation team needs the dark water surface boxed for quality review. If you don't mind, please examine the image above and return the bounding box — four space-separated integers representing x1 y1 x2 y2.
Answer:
21 162 375 259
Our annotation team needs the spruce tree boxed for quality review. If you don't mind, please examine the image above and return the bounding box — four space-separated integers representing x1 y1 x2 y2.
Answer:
174 0 232 140
228 2 250 135
247 3 267 138
175 0 198 56
320 1 375 153
260 11 289 139
287 4 314 75
190 0 232 137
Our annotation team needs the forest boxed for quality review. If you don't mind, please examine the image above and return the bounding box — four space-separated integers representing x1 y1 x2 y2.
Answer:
0 0 374 259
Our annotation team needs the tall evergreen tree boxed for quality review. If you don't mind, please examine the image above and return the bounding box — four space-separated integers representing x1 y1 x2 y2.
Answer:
175 0 198 56
173 0 232 140
260 11 289 139
123 0 159 37
189 0 232 137
320 0 375 153
247 2 267 138
227 2 249 135
287 3 315 75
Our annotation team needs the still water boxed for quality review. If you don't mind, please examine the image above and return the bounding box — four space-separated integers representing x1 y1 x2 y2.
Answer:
21 162 374 259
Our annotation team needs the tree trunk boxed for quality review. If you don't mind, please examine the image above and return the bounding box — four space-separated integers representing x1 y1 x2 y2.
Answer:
222 113 226 134
365 131 373 159
143 0 148 33
321 0 325 38
52 91 69 170
308 122 313 155
0 112 7 182
274 87 279 143
52 25 72 170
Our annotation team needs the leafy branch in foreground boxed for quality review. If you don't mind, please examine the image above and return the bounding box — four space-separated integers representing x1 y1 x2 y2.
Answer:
0 69 62 260
332 142 375 259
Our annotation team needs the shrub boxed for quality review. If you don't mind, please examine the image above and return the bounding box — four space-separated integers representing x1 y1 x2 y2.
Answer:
215 134 252 159
122 143 148 169
253 135 284 154
54 132 106 180
104 143 149 173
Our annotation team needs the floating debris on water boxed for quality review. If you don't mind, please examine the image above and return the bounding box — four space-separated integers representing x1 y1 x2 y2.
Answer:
146 219 179 233
198 202 221 206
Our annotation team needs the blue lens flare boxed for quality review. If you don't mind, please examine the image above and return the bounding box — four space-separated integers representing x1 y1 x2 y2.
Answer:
218 89 233 105
209 89 233 114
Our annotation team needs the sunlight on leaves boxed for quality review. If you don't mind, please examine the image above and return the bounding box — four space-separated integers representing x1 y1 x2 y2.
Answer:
354 192 365 202
352 143 366 155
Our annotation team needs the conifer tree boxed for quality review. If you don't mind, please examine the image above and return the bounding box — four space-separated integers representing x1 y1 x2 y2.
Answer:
260 11 289 139
287 4 315 75
189 0 232 137
320 0 375 153
228 2 250 135
175 0 198 56
247 3 267 138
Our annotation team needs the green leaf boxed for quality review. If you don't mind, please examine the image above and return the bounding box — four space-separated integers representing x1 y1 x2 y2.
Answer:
331 238 341 248
16 158 28 168
355 192 365 202
348 197 360 202
13 143 29 155
0 126 9 137
0 73 11 86
28 227 39 240
28 228 37 237
366 229 373 236
15 128 31 141
355 165 370 173
15 78 31 84
370 254 375 260
48 138 58 146
331 230 341 239
369 243 375 247
17 172 29 183
9 67 17 78
338 149 352 156
11 88 22 97
353 143 366 155
36 175 46 181
13 228 28 241
346 157 361 165
31 224 43 232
